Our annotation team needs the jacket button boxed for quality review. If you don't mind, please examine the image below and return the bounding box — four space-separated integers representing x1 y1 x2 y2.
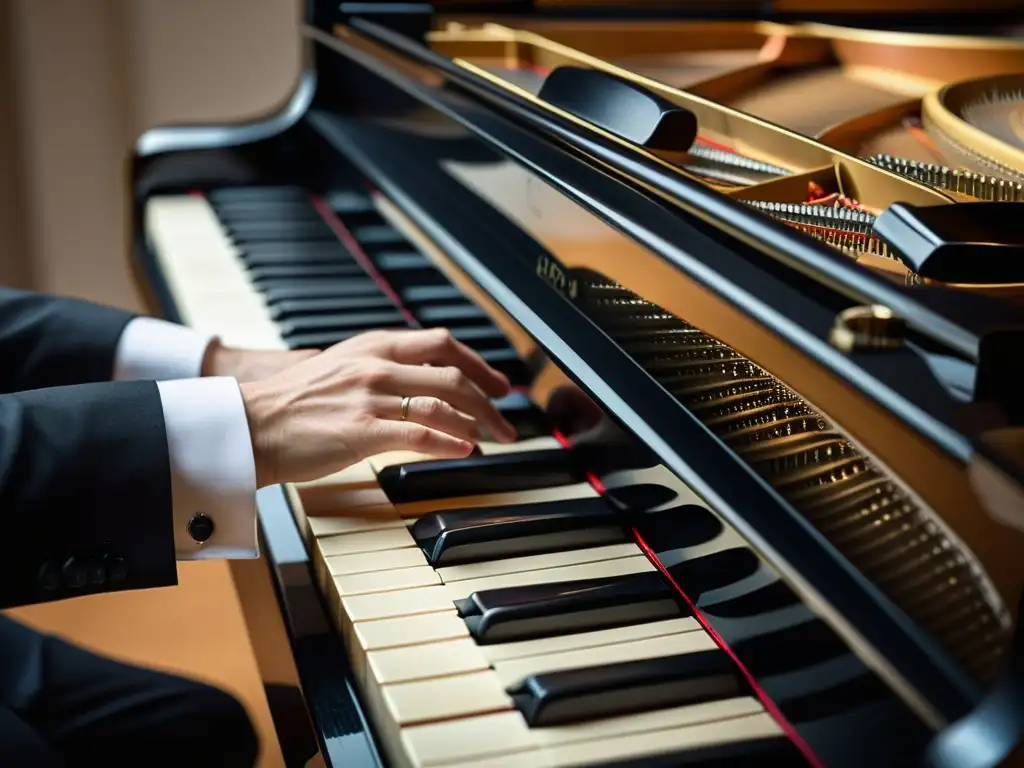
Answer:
62 557 87 589
86 559 106 586
38 561 61 591
104 555 127 584
187 513 215 543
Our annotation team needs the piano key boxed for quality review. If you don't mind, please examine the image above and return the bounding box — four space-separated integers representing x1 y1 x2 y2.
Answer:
317 527 415 558
410 496 629 566
535 714 790 768
247 263 367 282
225 219 337 242
240 242 354 265
479 617 699 664
448 325 509 349
510 649 742 726
326 189 376 215
324 546 431 578
480 347 530 382
311 512 407 538
145 196 284 349
458 571 684 644
415 303 488 326
261 280 382 302
492 631 716 689
478 436 563 455
400 284 466 305
342 584 464 624
443 556 655 603
438 543 642 583
268 295 396 319
379 449 579 504
212 201 322 222
374 631 720 736
353 612 470 655
395 483 600 519
285 329 365 349
206 186 310 203
350 223 406 246
333 565 442 597
368 618 699 687
373 252 434 271
402 698 768 767
278 309 408 336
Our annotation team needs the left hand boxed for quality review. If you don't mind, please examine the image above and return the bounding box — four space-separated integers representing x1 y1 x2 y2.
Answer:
201 339 319 383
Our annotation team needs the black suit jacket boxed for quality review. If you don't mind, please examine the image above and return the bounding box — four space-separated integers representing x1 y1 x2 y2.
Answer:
0 287 177 609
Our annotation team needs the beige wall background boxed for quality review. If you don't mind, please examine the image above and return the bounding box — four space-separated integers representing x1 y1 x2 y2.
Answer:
0 0 303 306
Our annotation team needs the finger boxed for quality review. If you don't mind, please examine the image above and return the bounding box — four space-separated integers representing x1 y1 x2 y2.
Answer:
381 364 517 443
377 395 481 444
388 329 511 398
369 420 475 460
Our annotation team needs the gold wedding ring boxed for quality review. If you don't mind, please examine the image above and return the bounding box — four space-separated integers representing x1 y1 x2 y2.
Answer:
400 396 411 421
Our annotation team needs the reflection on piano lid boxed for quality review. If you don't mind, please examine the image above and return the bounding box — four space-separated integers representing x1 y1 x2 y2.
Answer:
130 3 1024 767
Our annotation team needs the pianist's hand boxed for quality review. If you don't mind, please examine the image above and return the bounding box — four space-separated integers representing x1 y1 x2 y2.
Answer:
201 340 319 382
238 328 517 487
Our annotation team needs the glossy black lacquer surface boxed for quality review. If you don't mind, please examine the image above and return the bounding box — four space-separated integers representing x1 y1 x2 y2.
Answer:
301 25 989 721
130 5 1024 767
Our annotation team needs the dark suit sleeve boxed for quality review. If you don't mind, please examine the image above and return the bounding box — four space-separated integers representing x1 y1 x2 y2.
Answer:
0 287 136 394
0 380 177 609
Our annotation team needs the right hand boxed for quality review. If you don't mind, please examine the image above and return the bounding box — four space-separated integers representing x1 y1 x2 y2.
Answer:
238 328 517 487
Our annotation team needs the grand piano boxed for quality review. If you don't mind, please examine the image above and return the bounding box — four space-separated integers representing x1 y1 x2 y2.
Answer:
128 2 1024 766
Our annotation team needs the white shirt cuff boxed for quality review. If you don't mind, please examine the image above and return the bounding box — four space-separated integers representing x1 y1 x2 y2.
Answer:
157 377 259 560
114 316 216 381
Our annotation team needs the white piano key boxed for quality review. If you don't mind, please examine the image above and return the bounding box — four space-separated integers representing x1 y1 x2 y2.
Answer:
333 565 442 597
543 711 783 767
401 698 768 768
380 669 513 726
492 630 717 689
144 196 285 349
317 527 416 558
443 555 654 602
324 547 429 577
436 542 642 583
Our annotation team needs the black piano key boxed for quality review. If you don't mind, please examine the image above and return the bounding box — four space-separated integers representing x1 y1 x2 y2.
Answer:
665 548 762 602
213 201 320 222
226 220 336 243
480 347 529 383
326 190 375 215
240 242 353 266
733 618 851 677
248 263 367 282
378 448 579 504
278 310 407 336
410 496 628 566
269 295 395 320
372 252 433 271
400 284 465 305
208 186 309 203
510 651 743 727
450 325 510 351
350 223 405 247
416 303 488 326
286 330 366 350
583 737 807 767
261 280 381 303
457 570 684 644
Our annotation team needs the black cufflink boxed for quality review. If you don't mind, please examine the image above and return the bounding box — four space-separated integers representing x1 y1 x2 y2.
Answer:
187 513 215 543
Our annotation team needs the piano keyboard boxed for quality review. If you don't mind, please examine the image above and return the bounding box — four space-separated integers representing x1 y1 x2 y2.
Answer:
145 184 855 767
